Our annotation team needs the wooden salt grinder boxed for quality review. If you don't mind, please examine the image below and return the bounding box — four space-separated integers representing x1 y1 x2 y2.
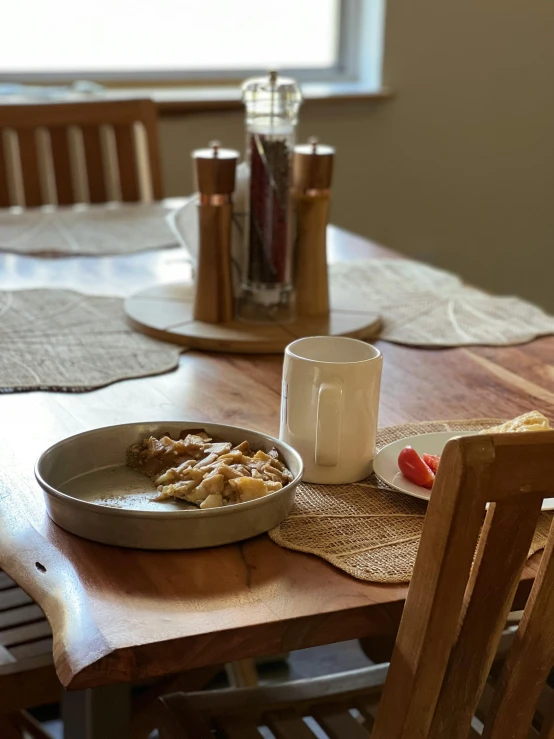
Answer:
192 141 239 323
293 137 335 317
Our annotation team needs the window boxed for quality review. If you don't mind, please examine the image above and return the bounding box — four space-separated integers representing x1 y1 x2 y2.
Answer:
0 0 384 89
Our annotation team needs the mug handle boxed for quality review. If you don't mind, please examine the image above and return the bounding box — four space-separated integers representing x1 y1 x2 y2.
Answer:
315 381 343 467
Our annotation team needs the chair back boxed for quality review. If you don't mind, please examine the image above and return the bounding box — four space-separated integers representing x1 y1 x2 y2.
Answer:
372 430 554 739
0 99 162 207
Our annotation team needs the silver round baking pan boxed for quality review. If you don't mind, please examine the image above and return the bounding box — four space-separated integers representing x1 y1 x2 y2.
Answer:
35 421 303 550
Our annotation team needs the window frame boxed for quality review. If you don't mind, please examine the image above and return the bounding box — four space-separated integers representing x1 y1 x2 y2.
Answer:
0 0 385 89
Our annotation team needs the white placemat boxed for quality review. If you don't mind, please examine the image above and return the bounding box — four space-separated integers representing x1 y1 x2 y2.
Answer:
330 259 554 347
0 203 180 257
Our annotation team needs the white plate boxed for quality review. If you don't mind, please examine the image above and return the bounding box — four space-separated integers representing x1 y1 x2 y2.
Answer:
373 431 554 510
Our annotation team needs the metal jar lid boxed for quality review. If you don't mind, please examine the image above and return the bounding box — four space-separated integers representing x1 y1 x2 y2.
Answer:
293 137 335 191
192 141 239 196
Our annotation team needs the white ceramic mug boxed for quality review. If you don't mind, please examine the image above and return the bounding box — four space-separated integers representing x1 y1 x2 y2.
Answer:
280 336 382 484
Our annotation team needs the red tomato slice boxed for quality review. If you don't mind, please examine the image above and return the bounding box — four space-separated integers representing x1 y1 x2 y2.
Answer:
422 453 441 474
398 446 435 489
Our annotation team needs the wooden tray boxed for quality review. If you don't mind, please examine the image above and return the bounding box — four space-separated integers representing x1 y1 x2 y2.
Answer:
125 282 381 354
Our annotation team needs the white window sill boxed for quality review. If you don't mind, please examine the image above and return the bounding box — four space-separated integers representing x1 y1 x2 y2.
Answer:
0 82 393 117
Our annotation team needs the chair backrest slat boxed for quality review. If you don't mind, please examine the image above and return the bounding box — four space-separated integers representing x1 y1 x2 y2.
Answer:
371 430 554 739
100 125 122 201
0 134 10 207
134 122 155 202
35 128 57 204
68 126 90 203
49 127 73 206
428 496 543 739
0 99 162 207
17 128 42 207
81 125 107 203
3 130 25 206
141 101 163 201
372 438 492 739
483 529 554 739
114 123 139 202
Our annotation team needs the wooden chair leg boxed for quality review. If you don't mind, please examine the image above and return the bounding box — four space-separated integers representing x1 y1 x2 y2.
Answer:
131 665 221 739
15 711 56 739
0 715 25 739
225 659 259 687
0 711 55 739
158 694 213 739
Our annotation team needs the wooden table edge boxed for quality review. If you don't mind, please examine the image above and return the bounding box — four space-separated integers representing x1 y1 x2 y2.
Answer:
1 517 536 690
62 567 537 690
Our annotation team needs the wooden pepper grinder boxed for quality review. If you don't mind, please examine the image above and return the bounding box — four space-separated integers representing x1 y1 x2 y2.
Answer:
192 141 239 323
292 137 335 317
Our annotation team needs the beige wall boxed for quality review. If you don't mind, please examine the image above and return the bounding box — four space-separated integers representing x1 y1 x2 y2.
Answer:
159 0 554 310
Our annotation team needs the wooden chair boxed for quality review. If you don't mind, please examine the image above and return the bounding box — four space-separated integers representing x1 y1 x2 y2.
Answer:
0 569 60 738
0 99 162 207
157 431 554 739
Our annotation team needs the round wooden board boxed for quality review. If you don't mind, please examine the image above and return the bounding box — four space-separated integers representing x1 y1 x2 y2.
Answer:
125 282 382 354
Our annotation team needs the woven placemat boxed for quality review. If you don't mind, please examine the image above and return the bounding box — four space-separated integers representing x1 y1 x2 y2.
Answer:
269 420 553 583
0 288 183 392
0 203 179 257
330 259 554 347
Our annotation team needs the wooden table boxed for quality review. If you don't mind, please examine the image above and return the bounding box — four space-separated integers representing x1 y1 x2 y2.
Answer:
0 216 552 694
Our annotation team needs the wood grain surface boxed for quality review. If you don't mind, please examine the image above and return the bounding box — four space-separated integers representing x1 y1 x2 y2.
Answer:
0 213 551 691
125 281 381 353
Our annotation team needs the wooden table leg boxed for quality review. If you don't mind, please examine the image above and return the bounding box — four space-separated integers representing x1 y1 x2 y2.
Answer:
359 635 396 665
62 685 131 739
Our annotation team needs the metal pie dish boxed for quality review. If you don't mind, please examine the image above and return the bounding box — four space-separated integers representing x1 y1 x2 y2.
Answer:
35 421 303 550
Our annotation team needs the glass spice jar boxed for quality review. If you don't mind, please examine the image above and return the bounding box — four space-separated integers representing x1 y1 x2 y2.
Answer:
237 71 303 323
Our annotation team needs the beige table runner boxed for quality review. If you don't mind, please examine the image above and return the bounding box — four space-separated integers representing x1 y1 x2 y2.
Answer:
0 203 179 256
0 289 183 392
269 420 553 583
330 259 554 347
